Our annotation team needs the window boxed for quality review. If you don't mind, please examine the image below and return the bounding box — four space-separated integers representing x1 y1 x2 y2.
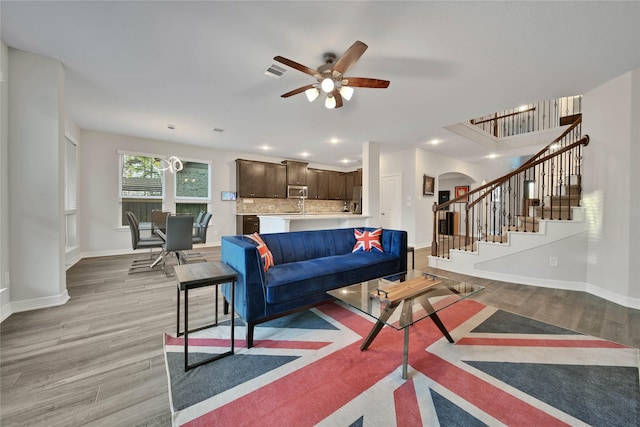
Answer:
120 152 164 226
65 137 78 248
175 160 211 215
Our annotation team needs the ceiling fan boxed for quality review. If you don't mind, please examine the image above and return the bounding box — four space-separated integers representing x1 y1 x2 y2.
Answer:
274 40 390 109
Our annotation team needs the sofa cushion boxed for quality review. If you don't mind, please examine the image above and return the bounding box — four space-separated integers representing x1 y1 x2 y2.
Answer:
352 228 383 253
263 252 400 304
262 228 356 265
246 232 274 272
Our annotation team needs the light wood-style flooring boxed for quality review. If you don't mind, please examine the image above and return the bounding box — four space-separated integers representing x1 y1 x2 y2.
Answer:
1 247 638 426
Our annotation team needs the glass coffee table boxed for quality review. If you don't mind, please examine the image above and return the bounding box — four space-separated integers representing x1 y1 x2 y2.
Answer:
328 271 484 379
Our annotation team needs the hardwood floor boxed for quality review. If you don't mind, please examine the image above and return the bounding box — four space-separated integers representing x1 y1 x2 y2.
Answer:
1 247 638 426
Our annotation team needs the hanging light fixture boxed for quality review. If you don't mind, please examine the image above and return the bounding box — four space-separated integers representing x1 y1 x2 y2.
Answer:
154 124 184 173
156 155 183 173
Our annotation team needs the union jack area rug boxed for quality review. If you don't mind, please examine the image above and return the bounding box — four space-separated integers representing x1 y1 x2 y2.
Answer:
163 300 640 426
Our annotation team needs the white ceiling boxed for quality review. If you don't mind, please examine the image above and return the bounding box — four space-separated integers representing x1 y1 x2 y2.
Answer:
2 1 639 167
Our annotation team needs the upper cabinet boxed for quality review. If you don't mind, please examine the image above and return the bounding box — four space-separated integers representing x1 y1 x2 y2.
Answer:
283 160 308 186
265 163 287 198
237 159 359 200
327 171 346 200
237 159 266 198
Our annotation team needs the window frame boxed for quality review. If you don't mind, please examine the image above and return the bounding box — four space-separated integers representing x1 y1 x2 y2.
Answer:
118 150 166 227
173 158 212 203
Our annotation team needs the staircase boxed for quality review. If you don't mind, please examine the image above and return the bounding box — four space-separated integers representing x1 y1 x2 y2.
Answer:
430 117 589 280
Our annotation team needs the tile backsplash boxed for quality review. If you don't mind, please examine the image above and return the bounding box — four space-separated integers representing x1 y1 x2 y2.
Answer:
236 198 348 214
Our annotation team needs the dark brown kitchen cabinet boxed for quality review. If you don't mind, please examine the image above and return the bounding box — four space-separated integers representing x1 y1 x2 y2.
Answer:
237 215 260 234
265 163 287 198
283 160 308 186
345 172 355 196
327 171 347 200
236 159 266 198
307 168 318 199
316 170 329 200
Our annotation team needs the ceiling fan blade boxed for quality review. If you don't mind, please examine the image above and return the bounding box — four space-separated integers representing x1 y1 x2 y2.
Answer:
342 77 390 88
333 90 343 108
274 56 321 78
332 41 368 78
281 84 316 98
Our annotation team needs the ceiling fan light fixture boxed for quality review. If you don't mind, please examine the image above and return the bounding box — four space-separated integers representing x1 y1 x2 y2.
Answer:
339 86 354 101
325 95 336 109
321 77 335 93
305 87 320 102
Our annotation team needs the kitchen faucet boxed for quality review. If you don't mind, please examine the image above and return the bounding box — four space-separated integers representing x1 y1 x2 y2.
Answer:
297 190 305 214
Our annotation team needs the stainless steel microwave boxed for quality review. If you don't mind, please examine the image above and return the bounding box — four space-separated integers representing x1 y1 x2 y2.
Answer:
287 185 308 199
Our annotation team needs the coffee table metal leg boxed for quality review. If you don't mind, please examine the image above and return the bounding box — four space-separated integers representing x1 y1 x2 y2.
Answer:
361 301 400 351
429 312 454 343
402 327 410 379
416 298 455 343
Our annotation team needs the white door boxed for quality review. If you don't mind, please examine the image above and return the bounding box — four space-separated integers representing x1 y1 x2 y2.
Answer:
380 174 402 229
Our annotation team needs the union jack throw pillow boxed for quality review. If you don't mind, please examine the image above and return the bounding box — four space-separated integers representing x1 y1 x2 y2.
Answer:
352 228 384 253
246 232 275 272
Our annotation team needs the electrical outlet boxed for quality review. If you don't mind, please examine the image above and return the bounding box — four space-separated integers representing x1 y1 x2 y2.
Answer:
549 257 558 267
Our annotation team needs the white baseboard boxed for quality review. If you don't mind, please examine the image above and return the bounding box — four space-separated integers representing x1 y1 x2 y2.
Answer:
80 241 220 259
0 288 11 323
586 283 640 310
10 290 70 314
428 255 640 310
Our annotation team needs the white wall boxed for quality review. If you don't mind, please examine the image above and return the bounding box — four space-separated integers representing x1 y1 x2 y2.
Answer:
381 147 498 248
0 41 10 321
583 68 640 302
8 48 68 310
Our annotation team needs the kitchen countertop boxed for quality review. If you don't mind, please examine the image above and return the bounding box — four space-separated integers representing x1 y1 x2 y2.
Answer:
258 213 363 219
236 212 361 217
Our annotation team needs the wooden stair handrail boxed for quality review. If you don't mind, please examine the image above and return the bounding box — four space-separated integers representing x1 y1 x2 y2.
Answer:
470 107 536 125
434 116 584 212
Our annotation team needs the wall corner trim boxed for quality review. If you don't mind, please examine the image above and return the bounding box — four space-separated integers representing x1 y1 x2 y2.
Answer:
10 291 70 315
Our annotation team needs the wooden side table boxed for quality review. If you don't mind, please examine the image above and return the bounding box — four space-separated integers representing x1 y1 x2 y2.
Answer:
175 261 238 371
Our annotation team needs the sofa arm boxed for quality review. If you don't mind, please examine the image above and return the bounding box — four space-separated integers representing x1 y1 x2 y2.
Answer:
380 228 408 273
220 236 268 322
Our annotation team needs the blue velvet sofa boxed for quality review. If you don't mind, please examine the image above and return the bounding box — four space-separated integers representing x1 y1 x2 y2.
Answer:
221 227 408 347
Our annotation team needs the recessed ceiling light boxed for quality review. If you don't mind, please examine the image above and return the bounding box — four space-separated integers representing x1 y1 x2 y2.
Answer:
429 139 441 145
300 152 310 157
260 145 270 151
330 138 339 144
487 153 499 159
340 159 350 164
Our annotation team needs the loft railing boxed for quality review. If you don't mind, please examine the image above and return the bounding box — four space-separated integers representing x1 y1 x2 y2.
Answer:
431 116 589 258
470 96 582 138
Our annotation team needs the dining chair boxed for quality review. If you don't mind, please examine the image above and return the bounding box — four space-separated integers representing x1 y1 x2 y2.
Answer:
151 210 170 236
181 212 212 262
125 211 164 273
152 214 194 274
192 212 211 245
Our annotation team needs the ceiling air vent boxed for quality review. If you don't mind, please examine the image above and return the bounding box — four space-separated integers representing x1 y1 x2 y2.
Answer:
264 63 287 79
